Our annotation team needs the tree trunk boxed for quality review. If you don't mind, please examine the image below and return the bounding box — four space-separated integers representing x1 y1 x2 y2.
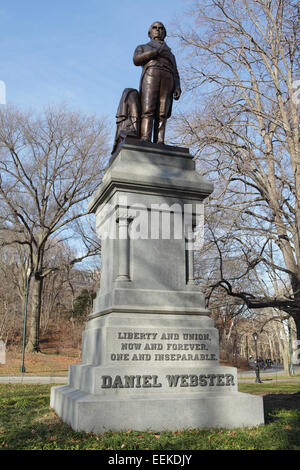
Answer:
290 312 300 368
291 312 300 342
25 276 43 353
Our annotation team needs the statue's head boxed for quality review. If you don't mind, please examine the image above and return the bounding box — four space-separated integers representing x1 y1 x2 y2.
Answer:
148 22 167 41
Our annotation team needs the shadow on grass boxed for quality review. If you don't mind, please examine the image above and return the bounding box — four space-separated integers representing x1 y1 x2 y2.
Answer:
261 392 300 450
263 392 300 414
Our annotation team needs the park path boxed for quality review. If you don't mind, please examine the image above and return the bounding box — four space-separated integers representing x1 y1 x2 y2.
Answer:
0 375 68 384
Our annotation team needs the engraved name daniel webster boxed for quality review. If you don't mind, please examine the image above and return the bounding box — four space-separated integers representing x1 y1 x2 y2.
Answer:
101 374 235 389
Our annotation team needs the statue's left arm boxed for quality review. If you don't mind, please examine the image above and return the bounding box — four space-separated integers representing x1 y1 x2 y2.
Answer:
172 54 181 101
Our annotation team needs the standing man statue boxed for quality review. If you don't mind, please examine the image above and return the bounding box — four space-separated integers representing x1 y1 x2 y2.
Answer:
133 21 181 144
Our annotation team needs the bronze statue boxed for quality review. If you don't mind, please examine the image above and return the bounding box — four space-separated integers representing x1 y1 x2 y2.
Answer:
133 21 181 144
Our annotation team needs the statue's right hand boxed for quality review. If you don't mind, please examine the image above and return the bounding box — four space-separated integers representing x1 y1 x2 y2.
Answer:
134 50 158 66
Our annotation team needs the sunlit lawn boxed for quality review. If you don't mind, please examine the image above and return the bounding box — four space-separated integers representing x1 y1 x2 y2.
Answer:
0 382 299 450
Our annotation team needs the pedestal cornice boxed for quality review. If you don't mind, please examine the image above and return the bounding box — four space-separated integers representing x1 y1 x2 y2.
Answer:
88 139 214 214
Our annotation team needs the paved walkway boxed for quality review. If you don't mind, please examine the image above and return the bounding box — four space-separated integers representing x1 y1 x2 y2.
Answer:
0 375 68 384
237 365 300 383
237 376 300 383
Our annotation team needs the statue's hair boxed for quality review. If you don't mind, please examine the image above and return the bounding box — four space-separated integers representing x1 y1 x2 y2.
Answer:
148 22 167 39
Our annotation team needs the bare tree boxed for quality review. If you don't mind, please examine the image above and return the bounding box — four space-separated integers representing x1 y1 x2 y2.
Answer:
173 0 300 338
0 104 109 351
0 243 23 345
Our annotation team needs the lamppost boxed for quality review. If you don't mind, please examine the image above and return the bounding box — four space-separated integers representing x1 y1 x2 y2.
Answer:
20 268 32 373
253 332 262 383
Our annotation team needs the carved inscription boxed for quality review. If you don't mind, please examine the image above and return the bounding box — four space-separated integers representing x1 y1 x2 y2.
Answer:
101 374 235 389
109 329 217 363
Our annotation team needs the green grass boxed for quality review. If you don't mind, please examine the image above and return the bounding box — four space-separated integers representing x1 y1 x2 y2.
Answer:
0 383 299 450
239 382 300 393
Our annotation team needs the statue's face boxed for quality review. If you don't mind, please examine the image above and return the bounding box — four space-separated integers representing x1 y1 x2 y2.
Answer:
149 22 165 41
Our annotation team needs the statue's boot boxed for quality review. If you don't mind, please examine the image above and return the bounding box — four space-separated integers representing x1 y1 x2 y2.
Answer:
153 118 166 144
140 117 153 141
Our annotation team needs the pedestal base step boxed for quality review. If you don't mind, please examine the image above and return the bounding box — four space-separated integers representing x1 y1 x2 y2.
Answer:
50 385 264 433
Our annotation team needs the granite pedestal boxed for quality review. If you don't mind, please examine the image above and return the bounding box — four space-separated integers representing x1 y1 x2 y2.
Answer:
51 139 264 432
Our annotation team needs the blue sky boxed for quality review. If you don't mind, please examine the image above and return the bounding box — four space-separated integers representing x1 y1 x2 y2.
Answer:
0 0 190 137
